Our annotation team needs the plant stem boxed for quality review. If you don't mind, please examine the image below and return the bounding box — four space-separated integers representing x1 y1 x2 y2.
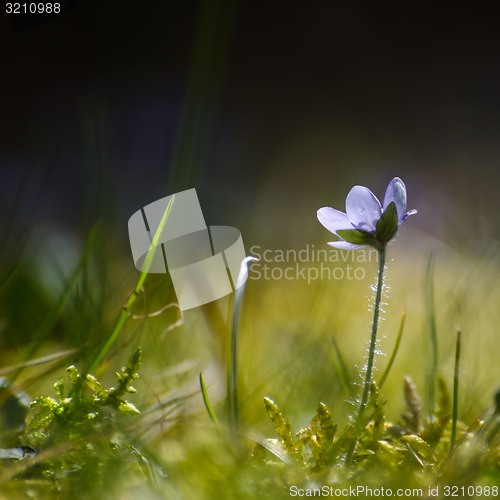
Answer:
228 288 241 428
228 256 258 429
356 245 386 425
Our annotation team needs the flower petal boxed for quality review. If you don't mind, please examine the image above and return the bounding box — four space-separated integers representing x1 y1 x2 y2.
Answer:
383 177 407 221
327 241 366 250
317 207 352 235
400 208 417 224
345 186 382 232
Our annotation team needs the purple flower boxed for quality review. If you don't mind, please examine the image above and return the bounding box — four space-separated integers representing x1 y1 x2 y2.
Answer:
317 177 417 250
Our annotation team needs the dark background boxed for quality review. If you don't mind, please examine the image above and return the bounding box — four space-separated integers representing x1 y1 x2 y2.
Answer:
2 1 500 254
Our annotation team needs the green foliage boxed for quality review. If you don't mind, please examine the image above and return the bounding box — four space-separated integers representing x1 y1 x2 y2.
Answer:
26 348 141 448
401 375 423 434
263 397 297 459
264 398 339 471
3 197 500 498
9 349 145 491
261 377 500 490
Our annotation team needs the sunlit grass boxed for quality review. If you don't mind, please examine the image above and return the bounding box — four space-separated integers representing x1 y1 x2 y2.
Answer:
1 222 500 498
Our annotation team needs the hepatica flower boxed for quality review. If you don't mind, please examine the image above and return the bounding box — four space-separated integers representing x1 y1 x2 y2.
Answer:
317 177 417 426
317 177 417 250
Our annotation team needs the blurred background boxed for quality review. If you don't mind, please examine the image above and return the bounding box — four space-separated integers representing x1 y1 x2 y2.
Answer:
2 1 500 238
1 0 500 452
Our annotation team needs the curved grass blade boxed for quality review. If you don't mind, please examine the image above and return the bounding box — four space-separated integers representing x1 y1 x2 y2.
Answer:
86 196 175 375
199 372 219 425
0 349 78 377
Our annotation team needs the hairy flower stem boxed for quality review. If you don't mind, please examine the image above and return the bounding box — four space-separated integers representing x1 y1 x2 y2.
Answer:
356 245 386 426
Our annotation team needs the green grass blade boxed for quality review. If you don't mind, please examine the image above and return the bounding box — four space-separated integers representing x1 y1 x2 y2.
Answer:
379 305 406 389
450 328 461 452
86 196 175 375
0 349 78 376
10 228 100 383
0 264 18 293
327 336 352 398
199 372 219 425
168 0 236 191
425 253 439 418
